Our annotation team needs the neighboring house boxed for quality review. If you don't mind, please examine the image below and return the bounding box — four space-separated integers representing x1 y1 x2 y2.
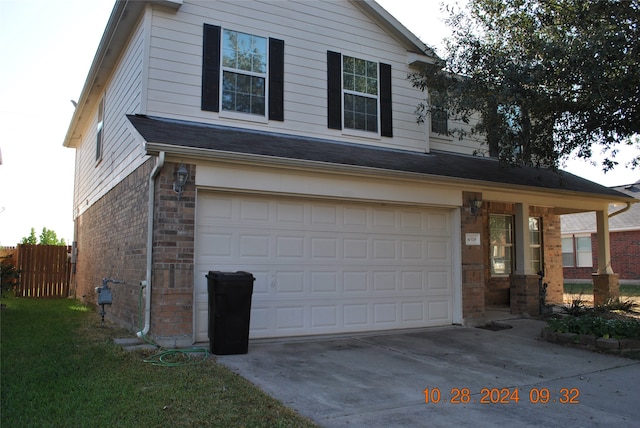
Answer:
63 0 634 347
562 180 640 285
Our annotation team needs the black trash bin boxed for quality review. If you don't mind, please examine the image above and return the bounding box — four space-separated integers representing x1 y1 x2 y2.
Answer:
206 271 255 355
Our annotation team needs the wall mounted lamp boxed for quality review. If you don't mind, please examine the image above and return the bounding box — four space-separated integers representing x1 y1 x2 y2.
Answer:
173 164 189 200
469 198 483 216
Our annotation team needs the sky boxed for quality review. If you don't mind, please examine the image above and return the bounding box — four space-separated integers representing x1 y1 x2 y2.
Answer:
0 0 638 247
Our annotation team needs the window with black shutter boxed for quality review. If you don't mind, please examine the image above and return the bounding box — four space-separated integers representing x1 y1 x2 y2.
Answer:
202 24 284 121
327 51 392 137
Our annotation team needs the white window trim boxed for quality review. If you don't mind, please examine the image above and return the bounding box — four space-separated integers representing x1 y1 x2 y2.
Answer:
219 28 269 121
341 54 381 137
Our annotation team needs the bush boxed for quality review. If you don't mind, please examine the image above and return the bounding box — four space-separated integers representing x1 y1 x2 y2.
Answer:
548 315 640 339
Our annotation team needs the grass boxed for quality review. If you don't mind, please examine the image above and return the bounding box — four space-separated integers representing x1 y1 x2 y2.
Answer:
0 296 317 427
564 283 640 297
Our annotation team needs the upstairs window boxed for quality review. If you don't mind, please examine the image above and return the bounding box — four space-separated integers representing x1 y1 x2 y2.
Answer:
221 30 267 116
327 51 392 137
342 56 378 133
202 24 284 121
96 98 104 163
431 108 448 135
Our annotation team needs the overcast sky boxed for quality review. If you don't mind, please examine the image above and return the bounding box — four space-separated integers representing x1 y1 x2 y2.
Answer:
0 0 637 246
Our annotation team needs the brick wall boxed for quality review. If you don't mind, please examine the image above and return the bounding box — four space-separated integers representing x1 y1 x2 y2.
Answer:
74 160 197 346
468 201 563 310
74 160 153 330
533 206 563 304
150 162 196 347
564 230 640 281
611 230 640 280
461 192 485 320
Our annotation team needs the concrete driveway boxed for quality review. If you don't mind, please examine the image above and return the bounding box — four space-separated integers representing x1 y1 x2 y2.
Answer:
217 318 640 427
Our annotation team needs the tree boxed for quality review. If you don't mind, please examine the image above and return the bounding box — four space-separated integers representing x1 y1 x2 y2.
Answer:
20 227 66 246
20 228 37 245
410 0 640 171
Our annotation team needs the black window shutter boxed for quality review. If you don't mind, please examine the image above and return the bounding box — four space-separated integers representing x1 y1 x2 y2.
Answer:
327 51 342 130
269 38 285 121
379 63 392 137
202 24 221 112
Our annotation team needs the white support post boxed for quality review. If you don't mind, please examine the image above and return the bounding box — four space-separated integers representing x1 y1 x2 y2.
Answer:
595 209 614 274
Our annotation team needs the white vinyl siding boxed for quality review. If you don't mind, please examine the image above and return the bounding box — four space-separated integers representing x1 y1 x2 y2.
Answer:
73 16 147 218
145 0 441 152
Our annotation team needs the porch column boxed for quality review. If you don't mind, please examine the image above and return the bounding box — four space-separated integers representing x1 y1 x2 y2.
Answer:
593 209 619 305
510 202 539 315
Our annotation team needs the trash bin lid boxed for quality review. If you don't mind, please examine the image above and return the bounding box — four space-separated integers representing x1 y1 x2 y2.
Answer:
206 271 255 281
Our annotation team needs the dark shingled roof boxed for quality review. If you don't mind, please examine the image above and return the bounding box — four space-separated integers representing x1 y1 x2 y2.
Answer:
128 114 630 200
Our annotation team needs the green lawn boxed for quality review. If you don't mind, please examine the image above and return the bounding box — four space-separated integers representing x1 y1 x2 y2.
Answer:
564 283 640 297
0 296 316 427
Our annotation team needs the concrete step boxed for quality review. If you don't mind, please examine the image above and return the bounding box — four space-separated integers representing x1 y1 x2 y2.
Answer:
114 337 158 352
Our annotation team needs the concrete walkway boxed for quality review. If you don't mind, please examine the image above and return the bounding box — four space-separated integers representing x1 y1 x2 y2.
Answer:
217 318 640 427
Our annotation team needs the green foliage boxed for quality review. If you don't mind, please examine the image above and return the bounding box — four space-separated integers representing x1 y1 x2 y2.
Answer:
562 296 638 317
20 227 66 246
20 228 37 245
0 260 20 294
548 315 640 339
410 0 640 171
0 297 316 427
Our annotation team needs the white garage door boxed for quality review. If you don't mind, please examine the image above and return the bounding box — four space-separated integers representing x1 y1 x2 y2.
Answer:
194 192 453 341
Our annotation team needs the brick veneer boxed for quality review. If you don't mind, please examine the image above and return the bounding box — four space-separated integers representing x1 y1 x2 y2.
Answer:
74 161 196 347
74 160 153 330
461 192 485 321
564 230 640 281
460 194 563 321
150 162 196 347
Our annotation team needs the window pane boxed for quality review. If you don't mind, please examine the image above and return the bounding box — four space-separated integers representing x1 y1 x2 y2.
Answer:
343 56 354 74
561 237 573 252
222 71 265 115
366 61 377 79
490 215 513 276
355 75 367 93
576 237 591 251
529 217 541 245
431 108 448 134
577 252 592 267
354 58 366 76
342 55 379 132
576 237 592 267
344 94 377 132
221 29 267 116
343 73 354 92
562 253 574 267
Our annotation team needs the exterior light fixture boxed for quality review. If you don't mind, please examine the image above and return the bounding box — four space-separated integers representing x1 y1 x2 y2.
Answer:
173 164 189 200
470 198 483 216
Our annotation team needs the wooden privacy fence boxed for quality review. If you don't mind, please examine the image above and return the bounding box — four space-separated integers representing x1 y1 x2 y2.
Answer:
14 245 72 297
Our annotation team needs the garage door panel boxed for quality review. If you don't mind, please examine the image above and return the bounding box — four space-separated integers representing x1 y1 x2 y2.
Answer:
428 300 451 321
195 193 454 341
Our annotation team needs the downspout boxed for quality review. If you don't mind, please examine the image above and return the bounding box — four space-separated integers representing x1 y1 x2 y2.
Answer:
609 202 632 218
137 151 165 338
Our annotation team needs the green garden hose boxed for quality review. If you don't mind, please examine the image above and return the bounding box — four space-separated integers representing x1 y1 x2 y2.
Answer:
137 285 209 366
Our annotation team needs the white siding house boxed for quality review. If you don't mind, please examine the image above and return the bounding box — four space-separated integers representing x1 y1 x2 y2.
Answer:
63 0 634 347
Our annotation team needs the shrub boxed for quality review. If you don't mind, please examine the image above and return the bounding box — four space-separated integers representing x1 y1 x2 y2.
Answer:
548 315 640 339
